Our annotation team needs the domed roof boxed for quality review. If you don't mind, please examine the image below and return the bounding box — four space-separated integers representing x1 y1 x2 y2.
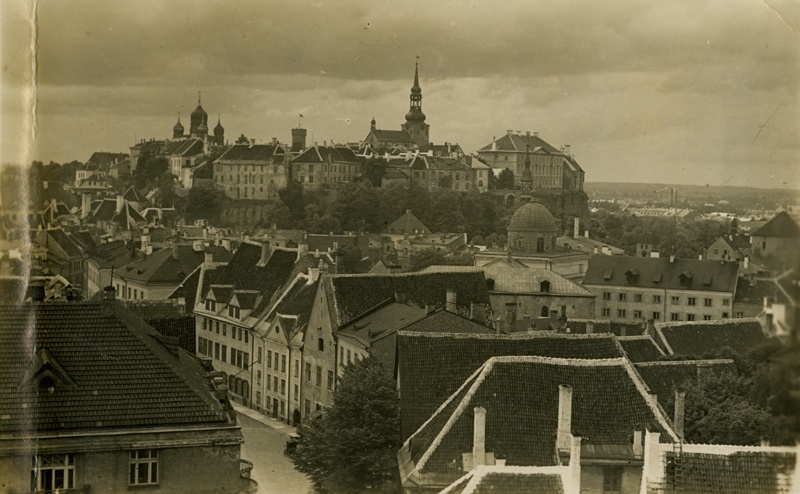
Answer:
191 103 207 122
405 107 426 122
173 117 184 134
214 116 224 135
507 202 558 233
197 121 208 134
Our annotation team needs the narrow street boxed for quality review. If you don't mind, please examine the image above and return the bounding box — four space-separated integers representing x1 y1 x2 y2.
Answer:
238 412 311 494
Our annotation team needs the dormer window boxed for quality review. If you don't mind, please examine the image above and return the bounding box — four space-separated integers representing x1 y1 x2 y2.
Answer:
679 271 693 289
540 280 550 293
38 376 56 393
228 306 240 319
205 300 216 311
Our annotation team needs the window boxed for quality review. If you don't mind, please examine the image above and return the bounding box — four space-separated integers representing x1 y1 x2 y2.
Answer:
722 312 729 318
245 331 249 343
257 347 262 364
281 379 286 395
634 293 642 302
704 298 712 307
274 376 278 392
257 370 262 385
653 295 662 303
347 349 352 364
294 384 299 402
267 350 272 368
602 308 611 317
305 362 312 383
205 300 216 311
618 293 627 302
222 324 227 337
602 467 622 494
327 370 334 390
216 321 220 334
281 355 287 373
256 391 261 405
266 374 271 390
304 399 311 416
723 299 730 306
228 306 240 319
222 345 227 363
33 453 75 491
687 297 696 306
704 315 713 320
618 309 626 318
687 314 695 321
316 365 322 387
670 313 680 321
130 450 158 486
602 292 611 301
540 280 550 293
215 342 220 360
294 359 300 378
238 328 243 341
653 311 661 320
634 310 643 318
671 296 680 305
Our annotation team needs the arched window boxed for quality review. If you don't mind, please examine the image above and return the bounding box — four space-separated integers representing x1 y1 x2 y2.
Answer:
536 237 545 252
540 280 550 293
517 237 525 251
541 306 549 317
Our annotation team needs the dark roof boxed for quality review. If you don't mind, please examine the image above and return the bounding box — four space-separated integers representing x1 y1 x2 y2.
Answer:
338 300 426 344
751 211 800 238
441 467 566 494
617 335 665 362
70 230 97 251
662 450 796 494
384 210 431 235
119 245 231 284
634 359 737 410
656 319 768 356
734 277 777 306
396 309 492 335
273 277 319 332
170 138 205 158
123 185 147 202
86 240 137 269
368 129 415 144
406 356 676 475
122 299 186 320
215 143 287 163
0 302 233 433
397 331 624 440
47 229 83 258
582 256 739 293
292 145 361 164
324 271 491 329
87 152 129 166
168 263 224 312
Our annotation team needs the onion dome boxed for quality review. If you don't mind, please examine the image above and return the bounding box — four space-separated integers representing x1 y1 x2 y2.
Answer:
214 116 224 136
172 115 184 137
507 202 558 233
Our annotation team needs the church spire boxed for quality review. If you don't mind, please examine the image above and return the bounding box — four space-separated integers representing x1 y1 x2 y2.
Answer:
402 58 429 147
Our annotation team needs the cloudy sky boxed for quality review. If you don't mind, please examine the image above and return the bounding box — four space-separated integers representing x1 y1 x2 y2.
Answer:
1 0 798 188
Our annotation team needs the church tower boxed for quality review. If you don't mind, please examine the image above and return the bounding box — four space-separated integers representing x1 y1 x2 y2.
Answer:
401 61 430 147
190 92 208 137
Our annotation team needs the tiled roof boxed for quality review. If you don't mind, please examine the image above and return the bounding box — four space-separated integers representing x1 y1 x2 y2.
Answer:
406 356 676 475
123 299 186 319
292 145 361 164
86 240 137 269
124 185 147 202
88 199 117 222
482 265 594 296
655 318 768 356
582 256 739 293
396 309 492 336
618 335 665 362
659 450 797 494
324 271 491 329
384 210 431 235
397 331 624 440
634 359 736 410
440 466 567 494
369 129 415 144
479 133 563 155
119 245 230 284
215 143 287 163
168 263 225 312
47 229 84 259
0 302 233 433
273 277 319 332
70 230 97 251
751 211 800 238
403 155 473 172
734 277 776 306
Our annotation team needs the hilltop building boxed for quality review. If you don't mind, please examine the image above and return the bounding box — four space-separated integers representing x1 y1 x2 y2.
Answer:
363 62 429 150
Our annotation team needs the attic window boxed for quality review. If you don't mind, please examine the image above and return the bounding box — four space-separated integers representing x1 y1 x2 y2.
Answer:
703 275 713 286
603 270 613 281
679 271 693 288
38 376 56 392
652 273 662 283
540 280 550 293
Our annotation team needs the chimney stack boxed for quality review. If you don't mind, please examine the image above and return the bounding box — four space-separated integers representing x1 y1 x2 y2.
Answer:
761 437 770 447
743 255 749 270
258 241 271 266
172 240 179 260
669 254 675 263
472 407 487 467
102 285 116 301
569 435 581 494
204 250 213 266
633 430 643 457
586 321 594 334
557 385 573 451
446 289 457 313
573 217 580 238
116 195 124 214
674 389 686 439
584 229 589 239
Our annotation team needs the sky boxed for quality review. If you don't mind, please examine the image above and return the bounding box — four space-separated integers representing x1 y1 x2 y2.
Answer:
1 0 798 188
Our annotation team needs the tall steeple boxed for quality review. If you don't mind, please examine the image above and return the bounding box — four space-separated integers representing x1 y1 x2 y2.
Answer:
402 58 430 147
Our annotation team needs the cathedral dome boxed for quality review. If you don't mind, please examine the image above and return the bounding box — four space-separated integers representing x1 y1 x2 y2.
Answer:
173 117 184 137
197 121 208 134
191 103 207 124
214 118 224 136
405 107 426 122
507 202 557 233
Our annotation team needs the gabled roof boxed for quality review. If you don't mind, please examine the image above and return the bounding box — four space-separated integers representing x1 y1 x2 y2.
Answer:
397 331 624 440
87 152 129 167
46 228 84 259
440 466 567 494
582 256 739 293
324 271 491 329
272 276 319 332
119 245 231 284
655 318 768 356
367 129 415 144
70 230 97 251
169 138 205 158
168 262 225 312
395 309 491 336
124 185 147 202
384 210 431 235
86 240 137 269
405 356 677 476
215 143 287 163
617 335 665 362
0 302 234 433
478 132 563 155
751 211 800 238
337 300 427 346
292 145 361 164
734 277 777 306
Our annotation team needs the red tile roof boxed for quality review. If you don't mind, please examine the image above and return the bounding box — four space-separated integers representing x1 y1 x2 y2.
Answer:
0 302 234 433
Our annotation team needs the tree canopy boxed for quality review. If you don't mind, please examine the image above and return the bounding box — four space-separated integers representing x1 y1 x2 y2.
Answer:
292 356 401 494
496 168 515 189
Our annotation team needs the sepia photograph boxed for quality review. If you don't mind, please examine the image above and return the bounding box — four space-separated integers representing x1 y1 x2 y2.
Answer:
1 1 799 493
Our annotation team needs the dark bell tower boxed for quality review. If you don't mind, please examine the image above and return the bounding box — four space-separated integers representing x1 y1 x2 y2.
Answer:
401 60 430 147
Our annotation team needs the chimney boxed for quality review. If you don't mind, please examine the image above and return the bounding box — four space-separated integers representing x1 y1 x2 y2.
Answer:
533 131 539 137
674 389 686 439
172 240 179 260
633 430 643 457
222 238 231 251
395 291 407 304
669 254 675 263
585 321 594 334
557 385 573 451
204 250 213 266
584 229 589 239
308 267 320 284
642 431 662 488
573 217 579 238
446 290 457 313
472 407 486 467
563 144 570 155
569 435 581 494
743 255 749 270
272 137 277 146
650 251 660 258
505 304 517 331
249 138 256 148
645 319 656 338
525 131 531 137
506 129 513 135
258 241 271 266
193 239 203 252
698 254 703 260
761 437 770 447
116 195 124 213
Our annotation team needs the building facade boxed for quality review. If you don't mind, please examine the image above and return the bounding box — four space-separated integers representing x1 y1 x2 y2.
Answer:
214 143 290 200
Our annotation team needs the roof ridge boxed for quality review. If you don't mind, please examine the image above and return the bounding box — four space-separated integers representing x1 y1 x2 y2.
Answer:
634 358 736 367
398 330 617 340
655 317 761 328
619 357 680 443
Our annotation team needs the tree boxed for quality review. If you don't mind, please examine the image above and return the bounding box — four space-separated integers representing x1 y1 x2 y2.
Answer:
185 186 227 222
497 168 515 189
334 244 364 274
438 175 453 189
292 356 401 494
278 180 305 220
363 158 387 187
134 148 169 189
